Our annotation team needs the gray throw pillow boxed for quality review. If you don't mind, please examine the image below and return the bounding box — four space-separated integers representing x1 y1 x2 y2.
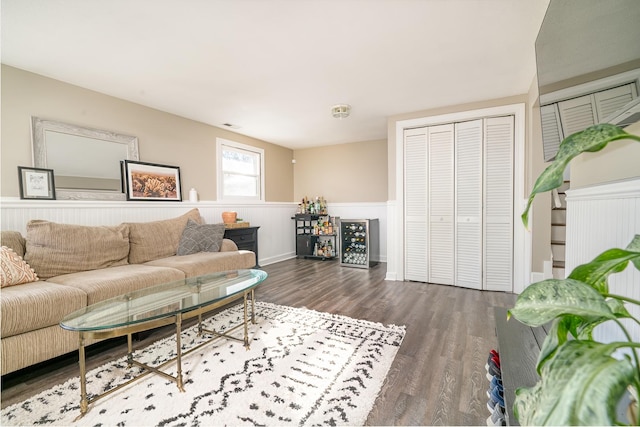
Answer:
177 220 225 255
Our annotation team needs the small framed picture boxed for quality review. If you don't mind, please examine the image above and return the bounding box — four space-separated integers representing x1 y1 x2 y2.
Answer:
123 160 182 201
18 166 56 200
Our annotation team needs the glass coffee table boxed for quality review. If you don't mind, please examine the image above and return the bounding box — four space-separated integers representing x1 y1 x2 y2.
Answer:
60 269 267 418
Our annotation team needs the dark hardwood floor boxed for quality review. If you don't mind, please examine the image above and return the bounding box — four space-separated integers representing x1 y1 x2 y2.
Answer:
1 258 516 425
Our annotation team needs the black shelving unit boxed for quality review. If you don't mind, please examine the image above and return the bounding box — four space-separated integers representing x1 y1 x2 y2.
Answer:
293 214 339 260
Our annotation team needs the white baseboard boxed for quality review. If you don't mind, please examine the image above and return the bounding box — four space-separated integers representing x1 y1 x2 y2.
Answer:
530 272 545 284
543 260 554 279
259 253 297 266
385 271 397 281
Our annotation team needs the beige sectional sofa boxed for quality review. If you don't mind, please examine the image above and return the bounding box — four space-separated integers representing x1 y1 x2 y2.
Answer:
0 208 256 375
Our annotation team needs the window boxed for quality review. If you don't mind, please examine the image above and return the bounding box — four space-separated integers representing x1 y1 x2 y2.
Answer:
216 138 265 202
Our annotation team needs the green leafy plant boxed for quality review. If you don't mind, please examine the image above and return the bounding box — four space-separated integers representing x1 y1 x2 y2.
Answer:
508 123 640 425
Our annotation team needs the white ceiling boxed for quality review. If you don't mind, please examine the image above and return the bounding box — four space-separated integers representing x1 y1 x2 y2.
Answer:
1 0 549 149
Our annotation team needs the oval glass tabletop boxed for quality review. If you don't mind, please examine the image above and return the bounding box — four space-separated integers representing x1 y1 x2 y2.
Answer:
61 269 267 332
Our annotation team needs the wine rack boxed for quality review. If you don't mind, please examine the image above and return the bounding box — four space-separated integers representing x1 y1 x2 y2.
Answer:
293 214 339 260
339 219 379 268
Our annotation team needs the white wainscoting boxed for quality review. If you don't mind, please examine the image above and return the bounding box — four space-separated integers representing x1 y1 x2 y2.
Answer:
565 178 640 345
0 198 298 266
0 199 389 266
385 200 398 281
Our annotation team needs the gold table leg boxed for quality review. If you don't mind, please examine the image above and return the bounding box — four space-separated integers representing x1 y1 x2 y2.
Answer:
78 332 88 419
175 313 185 392
127 333 133 367
251 289 256 324
243 292 250 349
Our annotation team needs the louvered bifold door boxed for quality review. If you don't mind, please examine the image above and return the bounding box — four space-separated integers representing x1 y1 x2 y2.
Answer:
594 83 638 120
428 124 454 285
558 94 597 137
454 120 483 290
404 128 428 282
541 104 564 161
483 116 514 292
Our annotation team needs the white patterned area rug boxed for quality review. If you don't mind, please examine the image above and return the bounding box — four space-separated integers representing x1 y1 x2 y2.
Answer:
2 302 405 426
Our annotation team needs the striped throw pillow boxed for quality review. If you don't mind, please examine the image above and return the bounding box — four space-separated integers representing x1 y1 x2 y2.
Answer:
1 246 38 287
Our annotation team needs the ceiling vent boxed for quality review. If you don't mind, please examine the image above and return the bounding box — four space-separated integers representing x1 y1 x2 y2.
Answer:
604 97 640 127
222 123 241 130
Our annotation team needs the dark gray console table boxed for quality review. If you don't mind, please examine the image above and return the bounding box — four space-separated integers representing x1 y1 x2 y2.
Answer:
493 307 546 426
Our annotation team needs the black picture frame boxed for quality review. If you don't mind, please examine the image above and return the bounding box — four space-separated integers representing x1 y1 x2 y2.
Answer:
18 166 56 200
123 160 182 201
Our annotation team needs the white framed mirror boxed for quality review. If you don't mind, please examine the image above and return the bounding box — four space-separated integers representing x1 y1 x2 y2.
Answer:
31 117 139 200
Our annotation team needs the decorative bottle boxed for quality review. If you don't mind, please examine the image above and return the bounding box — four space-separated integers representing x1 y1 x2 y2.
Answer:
189 188 198 202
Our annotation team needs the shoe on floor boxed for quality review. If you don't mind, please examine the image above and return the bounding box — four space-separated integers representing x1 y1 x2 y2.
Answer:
489 386 505 407
486 370 501 382
487 398 505 414
490 375 503 389
486 383 503 399
487 353 500 368
486 363 501 379
487 406 506 426
486 356 501 372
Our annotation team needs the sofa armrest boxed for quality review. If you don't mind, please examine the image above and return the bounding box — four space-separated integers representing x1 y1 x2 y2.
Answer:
220 238 238 252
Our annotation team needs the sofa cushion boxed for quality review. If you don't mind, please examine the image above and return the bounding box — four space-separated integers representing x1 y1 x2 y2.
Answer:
127 208 203 264
48 264 185 306
177 220 225 255
1 246 39 287
144 250 256 277
1 280 87 337
24 220 130 280
1 231 26 257
2 324 83 376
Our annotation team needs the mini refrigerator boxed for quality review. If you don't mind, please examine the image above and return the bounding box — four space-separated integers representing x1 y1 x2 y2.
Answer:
339 219 379 268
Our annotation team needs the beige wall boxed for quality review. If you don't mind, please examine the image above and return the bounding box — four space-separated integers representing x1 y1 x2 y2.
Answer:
293 139 387 203
1 65 294 202
570 120 640 188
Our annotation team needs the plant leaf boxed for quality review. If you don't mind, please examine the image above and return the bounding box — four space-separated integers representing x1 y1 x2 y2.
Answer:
607 298 632 319
533 300 631 374
568 247 640 294
514 340 635 425
509 279 615 327
536 318 569 373
521 124 640 228
626 234 640 270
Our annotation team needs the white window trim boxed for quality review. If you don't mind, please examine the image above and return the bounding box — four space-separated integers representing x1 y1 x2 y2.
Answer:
216 138 265 202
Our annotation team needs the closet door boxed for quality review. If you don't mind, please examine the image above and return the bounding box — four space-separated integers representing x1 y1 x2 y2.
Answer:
455 120 483 290
427 124 454 285
484 116 514 291
404 128 428 282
